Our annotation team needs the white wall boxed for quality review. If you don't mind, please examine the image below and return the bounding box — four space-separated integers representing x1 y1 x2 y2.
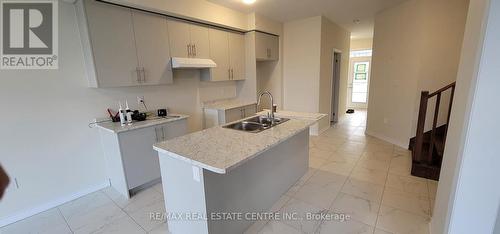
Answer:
0 1 252 225
318 17 351 131
412 0 469 134
350 38 373 50
283 16 322 113
366 0 421 147
495 211 500 234
431 0 500 233
366 0 469 147
283 16 350 132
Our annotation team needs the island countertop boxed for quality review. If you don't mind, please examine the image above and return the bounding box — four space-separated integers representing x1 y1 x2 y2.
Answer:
153 111 326 174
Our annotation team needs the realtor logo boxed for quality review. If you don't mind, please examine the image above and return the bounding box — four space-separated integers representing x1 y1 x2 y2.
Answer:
1 0 58 69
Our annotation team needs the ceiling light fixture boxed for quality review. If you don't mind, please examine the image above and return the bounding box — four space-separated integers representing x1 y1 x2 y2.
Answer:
353 19 361 24
242 0 256 5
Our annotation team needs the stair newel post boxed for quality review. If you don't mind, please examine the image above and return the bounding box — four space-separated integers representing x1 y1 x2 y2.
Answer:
414 91 429 163
428 93 441 163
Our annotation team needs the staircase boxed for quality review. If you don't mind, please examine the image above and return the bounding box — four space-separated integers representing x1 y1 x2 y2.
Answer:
409 82 456 181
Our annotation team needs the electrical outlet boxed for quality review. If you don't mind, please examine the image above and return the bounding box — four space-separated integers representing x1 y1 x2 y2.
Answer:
137 96 144 105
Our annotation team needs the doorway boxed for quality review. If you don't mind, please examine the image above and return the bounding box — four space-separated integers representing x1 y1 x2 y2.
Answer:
347 50 372 109
331 52 341 123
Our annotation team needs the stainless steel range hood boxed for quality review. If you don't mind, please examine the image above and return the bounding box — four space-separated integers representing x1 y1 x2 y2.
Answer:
171 57 217 69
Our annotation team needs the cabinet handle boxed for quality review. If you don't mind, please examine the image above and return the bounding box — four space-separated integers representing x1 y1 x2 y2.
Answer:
228 69 231 80
231 69 234 80
240 109 244 118
188 44 192 57
193 44 197 57
161 127 165 141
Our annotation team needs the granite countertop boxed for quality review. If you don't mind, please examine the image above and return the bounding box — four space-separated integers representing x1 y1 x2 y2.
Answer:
153 111 326 174
96 114 189 134
203 99 257 111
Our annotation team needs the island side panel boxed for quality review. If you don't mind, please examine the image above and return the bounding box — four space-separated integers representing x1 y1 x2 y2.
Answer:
203 128 309 234
158 153 209 234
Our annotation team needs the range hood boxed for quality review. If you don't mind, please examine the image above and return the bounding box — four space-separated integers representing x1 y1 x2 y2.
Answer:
171 57 217 69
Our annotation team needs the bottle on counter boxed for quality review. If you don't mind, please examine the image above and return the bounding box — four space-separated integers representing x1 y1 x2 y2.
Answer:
125 100 133 125
118 101 126 126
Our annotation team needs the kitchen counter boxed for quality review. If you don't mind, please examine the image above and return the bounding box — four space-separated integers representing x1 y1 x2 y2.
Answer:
153 112 324 174
202 99 256 111
155 111 324 234
96 114 189 134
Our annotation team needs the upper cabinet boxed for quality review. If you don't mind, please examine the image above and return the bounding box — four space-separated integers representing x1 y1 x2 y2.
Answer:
77 0 173 87
77 0 248 86
167 20 210 59
132 11 173 85
207 29 230 81
228 33 246 80
255 32 279 61
204 28 246 81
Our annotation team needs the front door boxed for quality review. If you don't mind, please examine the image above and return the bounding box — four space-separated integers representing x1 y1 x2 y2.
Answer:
347 57 371 109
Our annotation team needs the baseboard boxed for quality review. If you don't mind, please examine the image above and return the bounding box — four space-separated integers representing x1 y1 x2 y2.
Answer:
0 181 110 227
365 130 409 149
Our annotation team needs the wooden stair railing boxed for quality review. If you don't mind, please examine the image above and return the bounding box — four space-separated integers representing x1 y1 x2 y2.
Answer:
412 82 456 179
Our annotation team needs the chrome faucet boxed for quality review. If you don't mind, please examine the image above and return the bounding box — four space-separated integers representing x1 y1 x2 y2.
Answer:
257 91 275 124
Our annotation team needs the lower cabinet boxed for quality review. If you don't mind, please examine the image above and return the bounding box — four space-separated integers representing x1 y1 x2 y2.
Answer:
99 119 187 198
203 104 257 128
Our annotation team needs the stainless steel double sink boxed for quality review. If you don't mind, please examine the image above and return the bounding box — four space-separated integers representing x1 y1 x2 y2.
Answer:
223 115 290 133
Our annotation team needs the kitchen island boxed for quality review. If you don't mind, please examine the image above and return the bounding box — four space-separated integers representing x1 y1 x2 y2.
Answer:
153 111 325 234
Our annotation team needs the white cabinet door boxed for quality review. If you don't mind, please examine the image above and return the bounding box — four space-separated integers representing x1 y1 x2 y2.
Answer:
120 126 160 190
117 120 188 191
255 32 269 61
84 0 139 87
161 119 188 141
132 11 173 85
167 20 191 58
228 33 246 80
255 32 279 61
266 34 279 61
190 24 210 59
208 28 230 81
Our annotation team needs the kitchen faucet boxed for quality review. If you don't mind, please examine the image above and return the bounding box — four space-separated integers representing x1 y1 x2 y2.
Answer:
257 91 275 124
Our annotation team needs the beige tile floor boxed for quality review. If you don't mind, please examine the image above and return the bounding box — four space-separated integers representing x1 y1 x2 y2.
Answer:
1 110 435 234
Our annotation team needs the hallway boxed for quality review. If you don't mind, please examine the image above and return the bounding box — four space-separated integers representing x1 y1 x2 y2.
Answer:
253 110 436 233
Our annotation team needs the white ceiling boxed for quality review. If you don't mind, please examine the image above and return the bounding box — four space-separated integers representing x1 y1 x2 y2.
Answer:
207 0 408 38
